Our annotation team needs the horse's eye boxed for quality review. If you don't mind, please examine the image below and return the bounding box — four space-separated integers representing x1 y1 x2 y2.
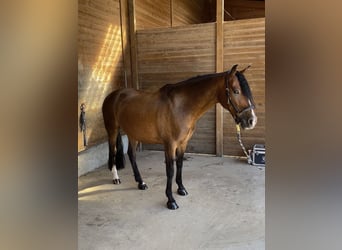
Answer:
233 89 240 95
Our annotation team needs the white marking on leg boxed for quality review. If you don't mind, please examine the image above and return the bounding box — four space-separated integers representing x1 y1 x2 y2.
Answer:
112 166 119 180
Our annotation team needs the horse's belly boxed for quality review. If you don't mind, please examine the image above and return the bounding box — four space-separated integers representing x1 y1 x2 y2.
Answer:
116 92 165 144
118 108 163 144
121 123 162 144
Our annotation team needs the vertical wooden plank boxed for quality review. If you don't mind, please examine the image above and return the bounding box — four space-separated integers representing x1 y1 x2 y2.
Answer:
120 0 132 88
128 0 139 89
170 0 173 27
216 0 224 156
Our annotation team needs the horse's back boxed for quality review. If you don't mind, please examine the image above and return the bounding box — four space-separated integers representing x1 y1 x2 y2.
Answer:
103 88 139 106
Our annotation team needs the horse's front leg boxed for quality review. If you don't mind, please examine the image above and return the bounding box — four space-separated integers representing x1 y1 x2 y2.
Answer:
165 150 179 210
176 149 188 196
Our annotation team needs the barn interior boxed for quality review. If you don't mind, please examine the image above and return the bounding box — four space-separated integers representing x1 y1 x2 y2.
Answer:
79 1 265 249
78 0 265 159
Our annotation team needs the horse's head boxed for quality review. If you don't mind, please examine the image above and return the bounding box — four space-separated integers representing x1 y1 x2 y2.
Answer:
222 64 257 130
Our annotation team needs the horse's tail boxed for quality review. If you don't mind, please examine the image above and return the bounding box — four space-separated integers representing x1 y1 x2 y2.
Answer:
103 91 125 171
115 131 125 170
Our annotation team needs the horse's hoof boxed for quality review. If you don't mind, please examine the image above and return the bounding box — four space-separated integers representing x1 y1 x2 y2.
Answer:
113 179 121 185
167 201 179 210
138 182 148 190
177 188 188 196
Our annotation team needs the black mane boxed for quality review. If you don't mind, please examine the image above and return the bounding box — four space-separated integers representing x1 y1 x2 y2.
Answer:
160 72 226 92
160 71 254 103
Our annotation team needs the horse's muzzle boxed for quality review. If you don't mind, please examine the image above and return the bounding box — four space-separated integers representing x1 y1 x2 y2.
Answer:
237 112 257 130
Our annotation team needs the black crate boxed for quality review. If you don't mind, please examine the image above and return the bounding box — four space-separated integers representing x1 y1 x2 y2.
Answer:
249 144 265 167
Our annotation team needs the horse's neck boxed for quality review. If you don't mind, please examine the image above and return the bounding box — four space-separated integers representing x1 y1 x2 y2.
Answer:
173 75 222 120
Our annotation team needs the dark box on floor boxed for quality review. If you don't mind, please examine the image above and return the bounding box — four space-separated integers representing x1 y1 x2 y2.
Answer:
249 144 265 167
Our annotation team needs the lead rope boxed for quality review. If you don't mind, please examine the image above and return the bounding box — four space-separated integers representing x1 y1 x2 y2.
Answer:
236 124 251 164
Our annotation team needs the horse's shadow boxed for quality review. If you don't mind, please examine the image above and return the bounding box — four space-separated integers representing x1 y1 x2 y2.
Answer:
78 178 136 199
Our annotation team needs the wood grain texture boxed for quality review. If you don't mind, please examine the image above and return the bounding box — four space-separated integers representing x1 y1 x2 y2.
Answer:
137 23 216 154
135 0 209 30
78 0 265 156
225 0 265 21
78 0 125 151
136 18 265 156
223 18 265 156
216 0 224 156
135 0 171 30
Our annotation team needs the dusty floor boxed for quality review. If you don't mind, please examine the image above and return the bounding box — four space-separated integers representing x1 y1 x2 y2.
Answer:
78 151 265 250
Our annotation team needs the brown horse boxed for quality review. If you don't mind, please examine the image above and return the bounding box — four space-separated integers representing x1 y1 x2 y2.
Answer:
102 64 257 209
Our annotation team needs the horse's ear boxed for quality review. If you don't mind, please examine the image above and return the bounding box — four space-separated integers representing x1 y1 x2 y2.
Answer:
240 65 251 74
228 64 238 80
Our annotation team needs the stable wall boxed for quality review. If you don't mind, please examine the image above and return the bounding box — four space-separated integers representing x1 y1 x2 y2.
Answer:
135 0 211 30
137 23 217 154
77 0 265 157
137 18 265 156
223 18 265 155
78 0 125 151
224 0 265 21
78 0 214 153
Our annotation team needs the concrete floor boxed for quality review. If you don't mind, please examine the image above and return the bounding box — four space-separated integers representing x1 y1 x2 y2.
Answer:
78 151 264 250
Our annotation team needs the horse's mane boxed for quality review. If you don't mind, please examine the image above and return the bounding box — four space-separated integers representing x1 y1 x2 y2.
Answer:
159 71 254 101
159 72 226 93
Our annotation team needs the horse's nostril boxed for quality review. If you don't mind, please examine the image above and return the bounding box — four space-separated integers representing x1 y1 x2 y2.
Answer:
248 118 254 126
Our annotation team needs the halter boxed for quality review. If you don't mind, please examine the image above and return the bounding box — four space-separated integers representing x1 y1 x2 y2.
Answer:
225 72 255 123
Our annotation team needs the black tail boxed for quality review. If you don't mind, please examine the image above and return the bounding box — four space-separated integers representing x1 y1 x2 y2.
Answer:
108 132 125 171
115 132 125 170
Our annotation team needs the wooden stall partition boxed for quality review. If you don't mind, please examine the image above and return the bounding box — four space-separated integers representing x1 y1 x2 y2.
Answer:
136 23 217 154
172 0 211 26
135 0 211 30
136 18 265 156
77 1 265 156
135 0 171 30
78 0 125 151
215 0 224 156
224 0 265 21
223 17 265 156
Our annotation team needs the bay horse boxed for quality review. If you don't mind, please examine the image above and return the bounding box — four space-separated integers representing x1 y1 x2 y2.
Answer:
102 64 257 210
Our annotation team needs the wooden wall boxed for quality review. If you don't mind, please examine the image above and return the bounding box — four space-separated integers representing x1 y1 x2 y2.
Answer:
137 23 217 154
135 0 171 30
173 0 210 26
224 0 265 21
78 0 125 151
135 0 210 30
77 0 265 156
136 18 265 156
223 18 265 156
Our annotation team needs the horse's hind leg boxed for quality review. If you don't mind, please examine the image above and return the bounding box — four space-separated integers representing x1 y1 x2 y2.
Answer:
107 129 121 184
127 139 148 190
176 146 188 196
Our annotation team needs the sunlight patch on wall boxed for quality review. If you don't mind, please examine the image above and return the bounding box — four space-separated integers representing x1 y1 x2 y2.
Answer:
87 24 122 110
79 24 122 148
